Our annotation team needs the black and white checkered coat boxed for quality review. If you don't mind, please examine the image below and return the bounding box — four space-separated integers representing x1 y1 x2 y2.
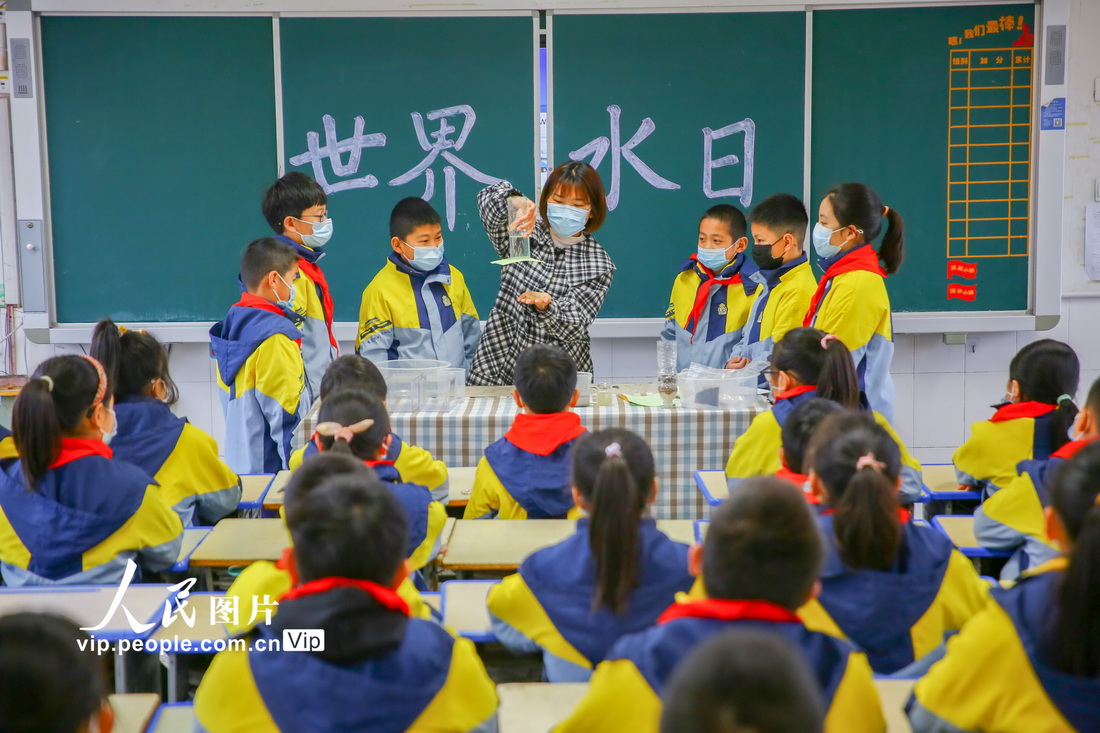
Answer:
468 181 615 386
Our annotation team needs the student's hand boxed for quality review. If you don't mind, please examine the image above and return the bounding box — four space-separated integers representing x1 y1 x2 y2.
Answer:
508 198 537 237
725 357 750 370
519 291 552 311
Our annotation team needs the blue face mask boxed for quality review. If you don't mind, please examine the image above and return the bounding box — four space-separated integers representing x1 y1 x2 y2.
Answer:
812 222 845 259
404 241 445 272
697 245 734 271
546 203 589 237
295 217 333 249
276 273 297 311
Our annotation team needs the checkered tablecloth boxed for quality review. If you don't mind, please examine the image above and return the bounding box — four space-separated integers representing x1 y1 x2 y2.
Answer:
299 396 763 520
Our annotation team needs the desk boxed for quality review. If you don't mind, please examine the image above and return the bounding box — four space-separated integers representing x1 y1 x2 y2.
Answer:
922 464 981 501
238 474 274 512
148 703 196 733
874 677 915 733
189 518 288 589
109 693 161 733
260 471 292 511
449 466 476 507
932 515 1012 559
694 469 728 506
498 683 588 733
694 519 709 544
441 580 496 642
170 527 212 572
149 592 229 702
0 584 173 642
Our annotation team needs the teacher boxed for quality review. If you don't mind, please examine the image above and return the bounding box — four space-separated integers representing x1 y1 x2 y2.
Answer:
468 161 615 386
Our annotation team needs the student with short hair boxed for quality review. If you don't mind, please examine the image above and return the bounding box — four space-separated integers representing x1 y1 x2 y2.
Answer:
0 355 182 585
91 318 240 527
261 171 337 404
909 441 1100 732
211 237 306 473
0 613 114 733
487 429 694 682
555 477 883 733
357 197 481 371
194 470 498 732
778 398 844 501
799 413 988 676
465 344 586 520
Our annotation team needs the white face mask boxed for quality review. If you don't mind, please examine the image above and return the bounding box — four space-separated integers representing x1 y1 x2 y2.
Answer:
102 408 118 446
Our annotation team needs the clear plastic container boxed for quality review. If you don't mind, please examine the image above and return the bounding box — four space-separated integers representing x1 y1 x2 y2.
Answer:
677 364 760 410
575 371 593 406
374 359 451 413
421 367 467 413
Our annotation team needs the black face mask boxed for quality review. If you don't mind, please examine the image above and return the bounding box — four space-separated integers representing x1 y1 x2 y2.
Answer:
751 241 785 270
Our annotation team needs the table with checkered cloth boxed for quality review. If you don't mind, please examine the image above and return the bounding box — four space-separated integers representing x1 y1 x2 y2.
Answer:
299 395 763 520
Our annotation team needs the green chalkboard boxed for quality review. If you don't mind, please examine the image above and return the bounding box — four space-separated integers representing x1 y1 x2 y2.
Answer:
42 16 277 322
811 5 1035 312
280 17 536 321
552 12 807 319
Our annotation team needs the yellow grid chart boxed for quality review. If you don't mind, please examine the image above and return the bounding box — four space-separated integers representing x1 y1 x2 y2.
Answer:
947 47 1032 258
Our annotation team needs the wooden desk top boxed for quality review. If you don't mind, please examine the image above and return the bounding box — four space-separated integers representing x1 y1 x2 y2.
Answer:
239 474 274 506
497 683 588 733
874 677 915 733
441 580 495 638
0 585 173 638
696 469 729 504
924 464 962 494
449 466 476 507
935 515 979 548
188 519 288 567
171 527 212 571
109 693 161 733
260 470 293 510
149 704 196 733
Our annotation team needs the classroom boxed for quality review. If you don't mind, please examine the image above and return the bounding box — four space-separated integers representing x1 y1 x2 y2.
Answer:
0 0 1097 731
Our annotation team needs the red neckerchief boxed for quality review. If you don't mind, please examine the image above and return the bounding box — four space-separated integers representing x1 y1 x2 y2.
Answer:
280 576 410 616
776 466 815 503
276 547 300 588
803 246 886 327
51 438 112 469
822 504 910 522
686 255 742 341
989 401 1057 423
658 598 800 625
1052 437 1097 460
775 385 817 402
233 292 287 317
296 258 338 350
505 412 586 456
364 460 397 469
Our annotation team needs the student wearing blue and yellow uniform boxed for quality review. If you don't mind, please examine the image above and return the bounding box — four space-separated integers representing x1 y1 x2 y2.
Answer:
261 172 337 405
357 197 481 371
778 398 844 503
660 204 757 372
194 461 497 732
954 339 1079 498
555 477 883 733
466 344 586 520
908 442 1100 732
804 183 904 421
726 193 818 370
797 413 988 676
488 429 693 682
211 238 306 474
0 355 182 586
974 376 1099 579
726 327 922 501
90 319 240 527
0 424 14 460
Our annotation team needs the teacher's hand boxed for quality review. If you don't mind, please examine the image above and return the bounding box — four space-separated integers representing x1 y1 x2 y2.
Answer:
508 197 537 237
519 291 552 311
725 356 750 370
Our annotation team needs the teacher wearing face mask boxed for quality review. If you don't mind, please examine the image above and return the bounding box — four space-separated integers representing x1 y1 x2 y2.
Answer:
468 161 615 387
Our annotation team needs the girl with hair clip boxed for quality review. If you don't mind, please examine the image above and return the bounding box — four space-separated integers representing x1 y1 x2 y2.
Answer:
90 319 241 527
487 428 694 682
954 339 1080 499
725 326 923 502
0 355 182 585
804 183 904 421
910 442 1100 732
798 413 988 677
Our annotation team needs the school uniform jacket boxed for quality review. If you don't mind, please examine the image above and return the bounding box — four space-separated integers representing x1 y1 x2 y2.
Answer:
357 253 481 372
211 294 306 474
277 235 338 407
0 425 15 460
805 244 895 421
111 396 240 527
465 412 586 520
954 400 1061 498
368 460 447 572
194 578 498 733
729 255 818 365
659 253 758 371
487 518 693 682
908 560 1099 732
0 439 183 585
803 515 989 675
554 597 884 733
725 386 923 502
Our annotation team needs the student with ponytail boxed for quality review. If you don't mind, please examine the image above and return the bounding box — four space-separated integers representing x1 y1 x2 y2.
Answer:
0 355 182 585
955 339 1080 498
804 183 903 421
910 441 1100 731
798 413 988 676
90 319 240 527
726 326 922 501
487 429 694 682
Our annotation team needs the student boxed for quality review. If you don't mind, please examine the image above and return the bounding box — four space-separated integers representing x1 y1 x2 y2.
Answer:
555 477 882 733
357 197 481 372
909 442 1100 732
0 613 114 733
261 171 337 404
660 628 825 733
660 204 757 371
954 339 1079 498
90 319 241 527
466 344 587 520
975 375 1100 578
0 424 15 459
0 355 182 585
211 237 306 474
804 183 903 421
778 398 844 502
725 327 922 501
289 355 449 502
313 387 445 572
726 193 818 370
194 471 498 732
799 412 988 676
487 429 694 681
